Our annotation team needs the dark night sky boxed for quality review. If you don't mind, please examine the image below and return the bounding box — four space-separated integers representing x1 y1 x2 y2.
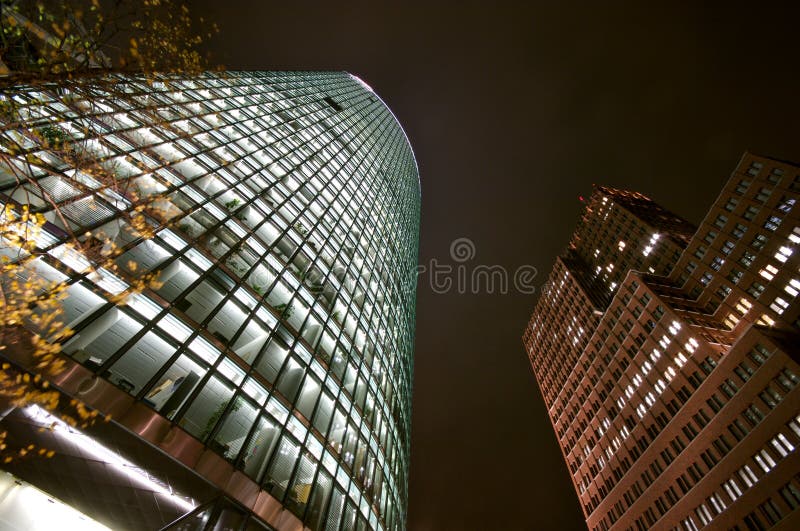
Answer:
192 2 800 529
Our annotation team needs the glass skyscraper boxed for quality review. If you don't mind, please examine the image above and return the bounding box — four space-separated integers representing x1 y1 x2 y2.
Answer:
0 72 419 530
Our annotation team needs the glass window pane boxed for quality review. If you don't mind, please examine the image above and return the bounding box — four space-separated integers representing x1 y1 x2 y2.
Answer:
156 259 199 301
232 320 269 365
354 377 367 409
296 374 321 419
276 357 304 402
312 391 334 435
255 336 289 383
353 439 367 483
183 279 224 323
108 331 177 393
341 500 357 530
207 299 247 345
324 487 346 531
286 452 317 515
178 376 234 440
342 363 357 395
66 308 140 366
305 470 333 530
143 354 204 418
117 240 171 274
211 395 258 461
328 408 347 451
241 415 281 481
330 348 347 379
264 434 300 501
342 424 358 468
60 281 106 327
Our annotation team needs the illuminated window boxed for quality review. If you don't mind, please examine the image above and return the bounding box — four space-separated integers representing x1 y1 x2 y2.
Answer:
759 264 778 281
774 246 793 263
770 297 789 314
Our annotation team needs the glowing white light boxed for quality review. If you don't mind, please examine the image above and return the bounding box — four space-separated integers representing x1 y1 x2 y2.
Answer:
0 472 110 531
785 280 800 297
24 406 196 512
349 74 375 93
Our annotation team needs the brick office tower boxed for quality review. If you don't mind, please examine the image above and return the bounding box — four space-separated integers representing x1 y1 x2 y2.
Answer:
523 153 800 531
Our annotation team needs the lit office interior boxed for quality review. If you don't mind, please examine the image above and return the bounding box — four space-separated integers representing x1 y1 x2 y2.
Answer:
0 72 420 530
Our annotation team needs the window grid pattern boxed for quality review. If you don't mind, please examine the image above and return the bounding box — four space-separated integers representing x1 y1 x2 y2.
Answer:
524 186 694 414
0 71 420 531
522 154 800 531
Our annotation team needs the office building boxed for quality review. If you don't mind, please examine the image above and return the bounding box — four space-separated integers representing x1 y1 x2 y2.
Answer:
523 153 800 530
0 71 420 530
526 186 695 408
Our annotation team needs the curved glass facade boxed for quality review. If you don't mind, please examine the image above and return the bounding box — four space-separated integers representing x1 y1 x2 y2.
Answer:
0 72 419 530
